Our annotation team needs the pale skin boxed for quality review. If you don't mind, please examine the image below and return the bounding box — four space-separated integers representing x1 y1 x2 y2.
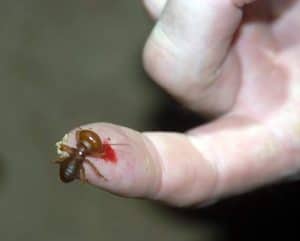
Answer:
61 0 300 206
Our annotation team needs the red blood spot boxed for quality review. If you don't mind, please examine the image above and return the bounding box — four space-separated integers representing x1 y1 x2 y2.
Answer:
102 141 117 163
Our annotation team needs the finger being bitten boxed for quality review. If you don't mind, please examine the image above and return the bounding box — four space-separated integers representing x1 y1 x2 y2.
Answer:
56 123 162 198
56 123 217 206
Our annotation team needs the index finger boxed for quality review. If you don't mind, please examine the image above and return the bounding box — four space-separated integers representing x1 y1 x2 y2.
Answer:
56 123 216 205
55 119 299 207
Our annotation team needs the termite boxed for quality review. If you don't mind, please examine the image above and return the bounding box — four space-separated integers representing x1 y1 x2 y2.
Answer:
53 129 110 183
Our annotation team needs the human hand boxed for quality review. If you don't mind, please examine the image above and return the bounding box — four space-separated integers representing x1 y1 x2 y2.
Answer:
58 0 300 206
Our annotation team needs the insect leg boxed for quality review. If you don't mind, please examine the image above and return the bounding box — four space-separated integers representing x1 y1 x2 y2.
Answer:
79 167 87 184
87 152 105 159
84 158 107 181
59 144 76 155
75 130 81 143
52 157 66 164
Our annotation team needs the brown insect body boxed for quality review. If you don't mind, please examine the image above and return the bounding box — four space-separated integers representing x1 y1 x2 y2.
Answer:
59 154 83 183
54 130 106 183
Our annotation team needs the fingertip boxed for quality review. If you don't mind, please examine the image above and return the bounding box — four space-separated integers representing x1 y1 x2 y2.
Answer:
55 124 217 206
56 123 162 198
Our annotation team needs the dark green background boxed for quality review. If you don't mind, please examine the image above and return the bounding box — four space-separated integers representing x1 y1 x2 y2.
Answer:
1 1 299 241
0 1 220 241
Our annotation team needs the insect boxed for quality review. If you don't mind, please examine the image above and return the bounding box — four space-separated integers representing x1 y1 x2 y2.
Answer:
53 129 111 183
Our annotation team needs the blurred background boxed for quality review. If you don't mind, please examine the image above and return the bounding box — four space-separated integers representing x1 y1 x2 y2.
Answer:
0 0 299 240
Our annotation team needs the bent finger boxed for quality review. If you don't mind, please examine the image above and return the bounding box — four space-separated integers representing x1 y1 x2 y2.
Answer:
143 0 244 116
141 0 258 19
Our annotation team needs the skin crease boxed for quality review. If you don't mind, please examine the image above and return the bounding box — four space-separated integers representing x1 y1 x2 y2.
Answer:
60 0 300 206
